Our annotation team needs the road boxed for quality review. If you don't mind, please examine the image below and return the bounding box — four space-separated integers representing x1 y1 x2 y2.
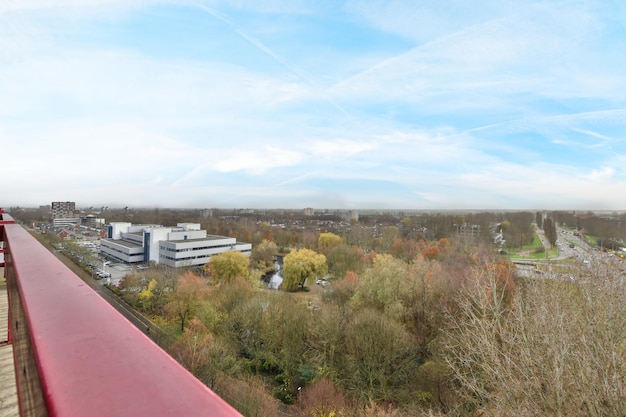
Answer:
514 226 626 279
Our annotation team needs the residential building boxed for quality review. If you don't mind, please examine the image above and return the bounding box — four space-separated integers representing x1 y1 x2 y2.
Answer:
51 201 76 219
51 201 80 227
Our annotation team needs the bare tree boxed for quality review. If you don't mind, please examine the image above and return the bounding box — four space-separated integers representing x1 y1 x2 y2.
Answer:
442 264 626 416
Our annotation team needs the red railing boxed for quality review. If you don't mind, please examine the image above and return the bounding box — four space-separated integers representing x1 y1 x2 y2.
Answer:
0 209 242 417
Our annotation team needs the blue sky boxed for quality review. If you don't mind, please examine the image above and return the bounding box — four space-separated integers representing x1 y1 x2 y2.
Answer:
2 0 626 210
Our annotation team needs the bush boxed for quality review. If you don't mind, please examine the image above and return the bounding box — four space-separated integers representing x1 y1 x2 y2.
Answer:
215 375 281 417
298 378 349 417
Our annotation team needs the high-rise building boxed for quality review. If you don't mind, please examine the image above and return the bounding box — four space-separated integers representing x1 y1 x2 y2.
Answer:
51 201 76 219
51 201 80 227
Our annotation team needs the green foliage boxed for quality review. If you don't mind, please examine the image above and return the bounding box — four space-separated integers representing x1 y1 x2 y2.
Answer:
298 363 317 384
338 309 418 402
327 244 364 278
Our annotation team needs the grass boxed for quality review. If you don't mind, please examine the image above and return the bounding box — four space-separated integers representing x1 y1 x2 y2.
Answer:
503 232 560 260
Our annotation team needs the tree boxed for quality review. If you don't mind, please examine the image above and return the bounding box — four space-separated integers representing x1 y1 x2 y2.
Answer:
298 377 349 417
543 217 557 248
421 245 440 261
282 249 327 292
170 318 214 379
381 226 399 253
326 244 364 278
442 266 626 415
207 251 250 283
167 271 209 332
503 211 534 248
350 254 406 319
317 232 342 255
339 309 417 402
252 239 278 271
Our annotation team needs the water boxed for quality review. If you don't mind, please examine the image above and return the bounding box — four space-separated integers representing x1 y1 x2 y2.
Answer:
267 260 283 289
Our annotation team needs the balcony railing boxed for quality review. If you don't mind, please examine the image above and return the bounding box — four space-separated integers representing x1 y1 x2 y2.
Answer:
0 209 242 417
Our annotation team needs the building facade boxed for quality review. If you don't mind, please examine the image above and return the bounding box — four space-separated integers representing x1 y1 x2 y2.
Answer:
100 222 251 267
51 202 80 227
51 201 76 219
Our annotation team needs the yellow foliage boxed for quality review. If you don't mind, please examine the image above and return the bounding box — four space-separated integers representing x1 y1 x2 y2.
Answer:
139 279 157 300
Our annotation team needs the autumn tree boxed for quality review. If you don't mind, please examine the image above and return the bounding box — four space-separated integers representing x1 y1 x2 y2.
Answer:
251 239 278 271
380 226 399 253
207 251 250 283
170 318 214 380
389 238 421 263
166 271 209 332
282 249 327 292
317 232 343 255
326 244 364 278
422 245 440 261
350 254 406 319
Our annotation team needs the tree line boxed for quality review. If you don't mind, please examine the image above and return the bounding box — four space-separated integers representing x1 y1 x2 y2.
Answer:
12 208 626 416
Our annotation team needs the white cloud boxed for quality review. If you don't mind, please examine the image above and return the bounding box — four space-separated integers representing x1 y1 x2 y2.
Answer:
585 167 616 181
214 146 304 174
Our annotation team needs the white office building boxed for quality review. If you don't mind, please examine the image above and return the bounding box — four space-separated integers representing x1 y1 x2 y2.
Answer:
100 222 251 267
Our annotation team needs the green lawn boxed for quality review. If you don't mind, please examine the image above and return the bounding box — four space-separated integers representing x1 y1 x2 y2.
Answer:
502 232 559 260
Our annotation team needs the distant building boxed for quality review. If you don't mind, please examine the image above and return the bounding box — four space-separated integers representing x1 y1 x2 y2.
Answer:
100 222 251 267
82 215 105 229
345 210 359 222
304 208 315 216
455 222 481 241
51 201 80 227
51 201 76 219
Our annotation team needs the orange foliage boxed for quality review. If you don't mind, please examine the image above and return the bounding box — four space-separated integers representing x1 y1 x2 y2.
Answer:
263 229 274 242
422 245 441 261
493 260 516 294
343 270 360 285
363 251 378 267
437 238 450 254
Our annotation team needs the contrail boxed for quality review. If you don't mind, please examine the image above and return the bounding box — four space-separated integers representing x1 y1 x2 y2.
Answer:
193 3 353 119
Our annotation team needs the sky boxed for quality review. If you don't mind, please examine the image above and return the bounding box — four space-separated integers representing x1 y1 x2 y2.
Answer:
2 0 626 211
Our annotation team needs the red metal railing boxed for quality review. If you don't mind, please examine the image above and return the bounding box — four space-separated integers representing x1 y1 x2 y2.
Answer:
0 209 242 417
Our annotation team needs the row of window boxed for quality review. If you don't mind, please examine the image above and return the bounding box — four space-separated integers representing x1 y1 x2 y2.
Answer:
159 243 237 253
101 243 143 259
160 249 251 263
